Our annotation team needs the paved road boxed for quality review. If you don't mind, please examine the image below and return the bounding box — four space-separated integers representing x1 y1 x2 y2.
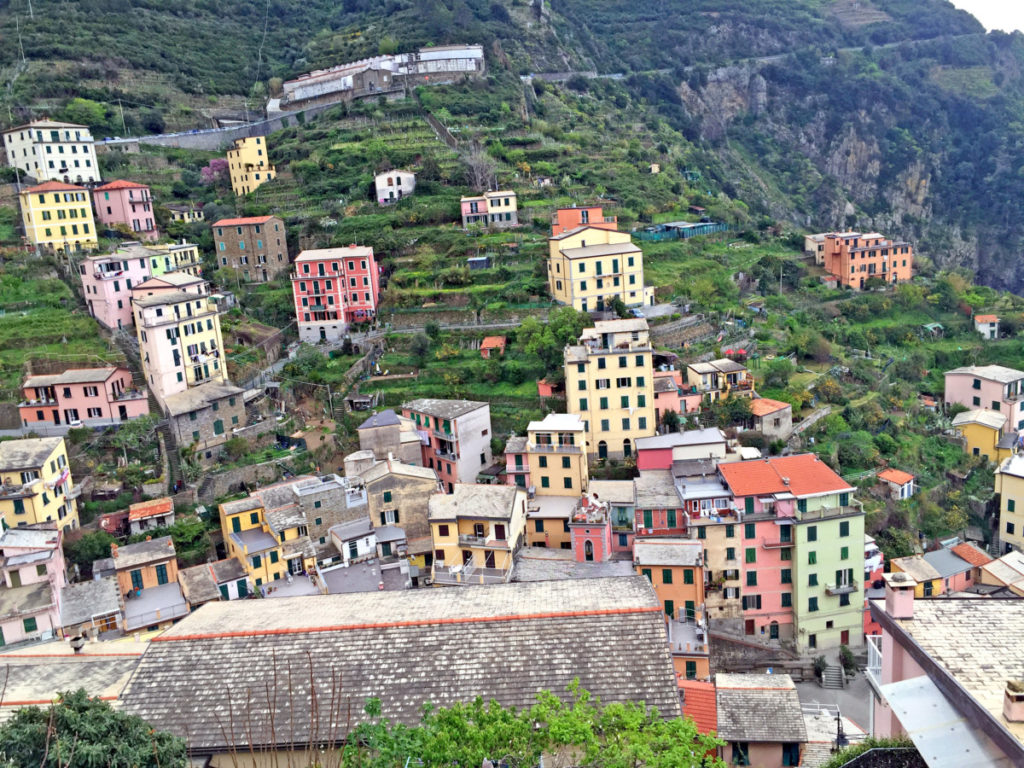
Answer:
796 672 872 734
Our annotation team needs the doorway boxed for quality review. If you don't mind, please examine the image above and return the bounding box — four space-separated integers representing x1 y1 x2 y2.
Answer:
485 550 495 569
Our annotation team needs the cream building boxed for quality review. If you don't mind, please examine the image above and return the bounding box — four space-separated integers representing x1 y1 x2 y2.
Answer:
19 181 97 252
0 437 79 531
2 120 100 183
564 318 656 460
226 137 276 196
547 226 652 312
524 413 588 496
995 453 1024 553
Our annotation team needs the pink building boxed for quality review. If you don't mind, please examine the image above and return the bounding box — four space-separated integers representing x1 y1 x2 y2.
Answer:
93 180 157 240
292 246 380 343
503 435 530 489
634 470 687 536
403 399 493 494
635 428 728 472
945 365 1024 432
79 249 154 329
19 366 148 428
653 370 700 420
0 525 67 644
569 497 613 562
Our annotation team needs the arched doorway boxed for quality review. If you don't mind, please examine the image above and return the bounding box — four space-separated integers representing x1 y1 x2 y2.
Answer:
584 540 594 562
769 621 779 640
622 438 632 458
598 440 608 460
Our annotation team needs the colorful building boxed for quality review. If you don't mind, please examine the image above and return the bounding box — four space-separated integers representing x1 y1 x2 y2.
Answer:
564 318 656 460
211 215 289 283
523 413 588 496
429 484 527 585
715 674 807 768
685 358 754 404
589 479 636 554
226 136 276 196
0 438 79 531
876 468 916 500
718 454 862 651
2 120 100 183
995 452 1024 553
105 537 187 632
889 555 944 598
166 202 204 223
550 205 617 236
19 181 97 253
689 515 742 621
78 247 154 329
653 369 700 420
634 428 727 472
634 470 687 537
18 366 147 429
952 408 1014 462
292 246 380 342
93 180 157 240
374 170 416 205
821 231 913 290
460 190 518 228
547 226 651 311
0 525 67 646
402 399 493 493
974 314 1000 339
945 365 1024 432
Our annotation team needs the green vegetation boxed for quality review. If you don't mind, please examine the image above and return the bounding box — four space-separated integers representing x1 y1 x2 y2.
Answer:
819 737 920 768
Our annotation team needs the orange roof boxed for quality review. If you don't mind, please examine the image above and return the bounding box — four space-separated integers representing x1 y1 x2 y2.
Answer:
878 468 914 485
212 216 274 227
128 497 174 521
480 336 506 350
24 180 85 193
678 678 717 734
95 179 148 191
975 314 999 323
718 454 853 498
749 398 790 417
952 542 992 568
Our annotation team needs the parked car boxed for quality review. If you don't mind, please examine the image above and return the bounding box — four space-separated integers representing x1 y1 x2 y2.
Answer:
630 308 645 318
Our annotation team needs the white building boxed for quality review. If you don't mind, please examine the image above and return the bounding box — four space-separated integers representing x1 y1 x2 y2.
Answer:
2 120 100 183
375 170 416 205
329 517 377 563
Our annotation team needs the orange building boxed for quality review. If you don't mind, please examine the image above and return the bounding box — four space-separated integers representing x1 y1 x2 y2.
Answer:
822 231 913 290
551 205 617 236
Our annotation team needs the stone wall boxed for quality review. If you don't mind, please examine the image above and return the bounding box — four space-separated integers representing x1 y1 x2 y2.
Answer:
197 459 285 503
362 470 439 551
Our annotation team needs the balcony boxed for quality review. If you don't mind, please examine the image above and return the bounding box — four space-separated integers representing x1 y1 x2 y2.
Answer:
826 580 858 596
93 269 125 280
113 389 146 402
760 535 794 550
435 448 457 462
866 634 883 690
458 533 510 549
433 428 456 441
799 505 861 521
529 442 582 454
66 486 83 500
431 560 511 586
506 465 529 474
19 397 56 407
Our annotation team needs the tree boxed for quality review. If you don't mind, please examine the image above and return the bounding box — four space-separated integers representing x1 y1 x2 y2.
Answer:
64 530 116 575
661 409 680 432
462 145 497 192
520 307 589 373
0 689 186 767
763 358 794 389
410 333 431 364
609 296 630 319
111 414 159 464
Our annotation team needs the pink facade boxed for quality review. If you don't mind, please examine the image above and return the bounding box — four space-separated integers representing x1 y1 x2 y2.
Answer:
93 180 157 240
504 447 530 490
944 366 1024 429
292 246 380 342
570 513 613 562
19 367 148 428
737 498 798 635
637 448 673 472
653 370 700 420
635 507 688 537
79 251 152 329
0 526 67 644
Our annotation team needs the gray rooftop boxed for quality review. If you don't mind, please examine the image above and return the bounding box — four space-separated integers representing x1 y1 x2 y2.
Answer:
264 504 307 533
209 558 246 584
177 564 223 605
109 536 176 571
671 459 719 479
633 538 702 567
358 459 438 485
230 528 279 554
689 358 748 375
60 577 121 629
633 470 681 509
504 435 528 453
23 367 119 388
512 547 635 582
428 483 521 521
403 398 488 420
946 365 1024 384
219 496 263 516
891 556 943 583
634 428 726 451
0 437 63 471
118 576 678 753
0 526 61 550
560 242 642 259
922 548 975 579
163 382 244 417
716 673 807 742
375 525 406 543
588 479 636 506
123 582 187 630
0 581 53 622
329 517 374 542
132 290 203 308
321 559 406 595
357 410 400 429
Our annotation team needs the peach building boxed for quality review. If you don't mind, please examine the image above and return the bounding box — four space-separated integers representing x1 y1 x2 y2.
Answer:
821 231 913 290
550 205 617 236
19 366 147 428
653 369 701 420
93 180 157 240
715 673 806 767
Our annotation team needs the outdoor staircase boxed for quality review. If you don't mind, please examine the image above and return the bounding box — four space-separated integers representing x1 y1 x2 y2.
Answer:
820 664 845 690
158 421 183 487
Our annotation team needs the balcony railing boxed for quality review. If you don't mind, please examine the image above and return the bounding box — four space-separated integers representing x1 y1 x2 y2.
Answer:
866 634 883 687
433 428 456 441
19 397 56 407
760 535 794 550
826 581 858 596
529 442 582 454
800 505 861 521
66 486 83 500
506 465 529 474
458 534 510 549
436 448 457 462
113 389 146 402
432 559 511 586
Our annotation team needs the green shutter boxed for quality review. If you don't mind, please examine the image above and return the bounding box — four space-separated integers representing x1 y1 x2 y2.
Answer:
643 510 653 528
270 551 279 564
383 491 392 503
155 564 168 585
23 617 37 633
219 584 229 600
232 516 241 533
664 600 674 619
684 569 694 585
253 555 261 569
744 498 754 515
662 568 673 584
641 568 652 582
667 509 676 528
237 579 248 597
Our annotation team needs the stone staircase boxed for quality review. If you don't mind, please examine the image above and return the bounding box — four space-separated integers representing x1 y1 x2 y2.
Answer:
820 664 845 690
158 420 183 487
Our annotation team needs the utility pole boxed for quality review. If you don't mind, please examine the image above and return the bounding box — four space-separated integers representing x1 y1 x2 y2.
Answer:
16 16 26 64
26 0 33 20
118 99 127 136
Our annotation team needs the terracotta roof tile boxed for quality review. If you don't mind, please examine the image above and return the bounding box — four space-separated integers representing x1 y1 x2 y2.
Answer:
128 497 173 521
718 454 853 498
678 678 717 734
749 398 790 417
952 542 992 568
24 180 85 193
94 180 149 191
211 216 275 227
878 468 914 485
480 336 506 349
974 315 998 323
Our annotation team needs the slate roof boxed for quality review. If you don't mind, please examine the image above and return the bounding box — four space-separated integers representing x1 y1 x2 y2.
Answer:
428 483 520 521
504 435 528 453
329 517 374 542
946 365 1024 384
358 458 438 485
633 470 680 509
512 547 635 582
561 242 642 259
951 408 1007 431
922 548 973 579
891 556 942 583
209 558 247 584
23 367 118 388
60 577 120 629
633 538 702 567
357 409 400 429
715 673 807 742
0 437 62 471
109 536 176 570
118 576 680 754
177 564 222 605
588 479 635 506
403 398 488 420
163 382 244 417
0 581 53 622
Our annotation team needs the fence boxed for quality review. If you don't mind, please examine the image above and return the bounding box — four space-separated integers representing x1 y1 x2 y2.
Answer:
631 222 730 242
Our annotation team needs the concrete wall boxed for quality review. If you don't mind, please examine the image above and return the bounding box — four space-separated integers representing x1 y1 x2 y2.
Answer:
198 459 284 503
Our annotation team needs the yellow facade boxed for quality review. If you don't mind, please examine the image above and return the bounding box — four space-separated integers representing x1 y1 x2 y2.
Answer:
526 414 588 496
431 517 519 575
547 227 648 311
149 243 203 278
955 421 1011 464
227 136 276 196
20 182 98 252
220 501 316 588
565 319 657 459
0 437 79 531
995 455 1024 553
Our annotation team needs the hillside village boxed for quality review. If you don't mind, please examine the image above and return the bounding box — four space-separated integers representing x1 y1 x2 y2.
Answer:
2 29 1024 768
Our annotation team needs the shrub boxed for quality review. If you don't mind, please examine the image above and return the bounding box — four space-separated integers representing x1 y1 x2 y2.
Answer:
840 644 857 676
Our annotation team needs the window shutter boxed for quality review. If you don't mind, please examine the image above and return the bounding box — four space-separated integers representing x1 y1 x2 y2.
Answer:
380 511 386 525
394 510 400 523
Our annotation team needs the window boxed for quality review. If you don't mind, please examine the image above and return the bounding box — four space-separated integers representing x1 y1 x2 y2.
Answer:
600 419 610 432
746 571 757 587
923 580 933 597
599 396 608 410
1009 499 1016 513
660 568 674 584
270 551 279 564
155 564 168 585
131 569 143 590
685 660 697 680
744 523 755 539
534 519 544 533
780 547 792 561
579 397 588 410
725 524 735 538
781 592 792 608
641 568 652 582
741 595 761 610
383 491 392 503
667 509 677 528
253 555 262 569
807 525 817 542
725 547 735 560
539 456 548 468
782 743 800 766
438 524 449 537
808 551 817 565
643 510 653 528
839 520 850 537
781 568 792 584
1008 522 1016 535
541 477 550 488
808 597 819 612
809 573 818 587
23 617 37 634
745 547 756 563
841 546 849 560
684 569 694 584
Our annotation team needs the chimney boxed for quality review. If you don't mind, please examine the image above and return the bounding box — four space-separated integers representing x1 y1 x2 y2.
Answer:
884 571 916 619
145 535 151 542
110 543 119 559
1004 681 1024 723
167 538 173 548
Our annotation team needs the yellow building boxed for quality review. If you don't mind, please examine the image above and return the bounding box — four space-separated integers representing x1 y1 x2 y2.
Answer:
890 556 944 598
952 408 1013 463
219 495 316 590
564 318 656 460
526 413 588 496
0 437 79 531
19 181 97 253
148 241 203 278
226 136 276 196
547 226 652 311
429 484 527 585
996 453 1024 553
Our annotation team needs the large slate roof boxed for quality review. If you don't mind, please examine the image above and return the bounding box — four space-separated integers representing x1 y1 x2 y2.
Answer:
119 576 679 754
715 673 807 742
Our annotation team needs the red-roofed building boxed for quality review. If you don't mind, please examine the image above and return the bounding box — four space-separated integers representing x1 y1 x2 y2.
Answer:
292 246 380 343
951 541 992 569
717 455 863 652
678 678 717 734
212 215 288 283
877 468 915 500
479 336 506 359
93 180 157 240
128 497 175 535
748 397 793 441
974 314 999 339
